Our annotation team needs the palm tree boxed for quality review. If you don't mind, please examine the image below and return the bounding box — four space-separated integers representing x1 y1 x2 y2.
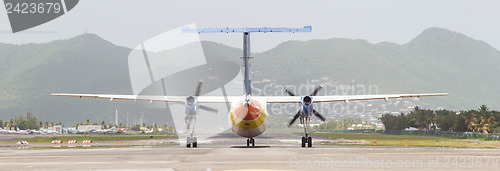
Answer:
339 121 347 130
461 110 476 133
475 105 496 134
7 119 14 129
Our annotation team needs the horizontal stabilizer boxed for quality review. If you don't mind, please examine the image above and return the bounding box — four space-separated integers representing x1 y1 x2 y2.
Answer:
182 26 312 33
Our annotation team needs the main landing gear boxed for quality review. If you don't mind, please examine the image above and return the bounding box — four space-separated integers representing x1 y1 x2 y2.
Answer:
185 116 198 148
301 134 312 148
186 136 197 148
246 138 255 147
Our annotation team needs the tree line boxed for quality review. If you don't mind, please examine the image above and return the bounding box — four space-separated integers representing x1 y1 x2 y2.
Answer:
380 105 500 134
0 112 50 130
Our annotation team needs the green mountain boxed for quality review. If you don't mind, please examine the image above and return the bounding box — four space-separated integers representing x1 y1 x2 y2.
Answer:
0 27 499 125
252 27 500 110
0 34 136 124
0 34 241 126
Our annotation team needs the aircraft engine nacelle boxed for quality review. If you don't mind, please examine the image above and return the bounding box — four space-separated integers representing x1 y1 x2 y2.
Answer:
301 96 313 116
185 96 198 115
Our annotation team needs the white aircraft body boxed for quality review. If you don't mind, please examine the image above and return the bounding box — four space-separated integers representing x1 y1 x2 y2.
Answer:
52 26 447 147
144 128 154 134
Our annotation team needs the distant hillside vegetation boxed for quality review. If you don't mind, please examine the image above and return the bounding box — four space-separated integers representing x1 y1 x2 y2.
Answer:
252 27 500 110
1 27 499 124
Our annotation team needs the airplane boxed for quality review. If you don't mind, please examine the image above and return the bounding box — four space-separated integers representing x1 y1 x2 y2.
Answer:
16 126 30 135
144 128 154 134
40 128 59 134
0 127 8 134
0 127 17 134
0 127 16 134
94 127 117 134
52 26 447 147
30 129 43 134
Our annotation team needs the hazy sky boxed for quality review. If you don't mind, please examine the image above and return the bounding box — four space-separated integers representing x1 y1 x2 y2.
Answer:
0 0 499 52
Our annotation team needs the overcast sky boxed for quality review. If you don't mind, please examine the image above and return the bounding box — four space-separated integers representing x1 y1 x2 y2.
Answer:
0 0 499 52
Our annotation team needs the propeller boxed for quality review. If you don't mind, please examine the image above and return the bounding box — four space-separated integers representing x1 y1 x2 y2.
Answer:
284 87 296 96
199 105 218 113
310 84 324 96
285 84 326 127
195 80 203 96
192 80 218 114
288 111 301 127
313 109 326 121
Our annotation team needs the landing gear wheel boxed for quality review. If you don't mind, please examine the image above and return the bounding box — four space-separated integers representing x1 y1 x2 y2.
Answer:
301 137 306 147
192 137 197 148
186 137 191 148
307 137 312 147
247 138 255 147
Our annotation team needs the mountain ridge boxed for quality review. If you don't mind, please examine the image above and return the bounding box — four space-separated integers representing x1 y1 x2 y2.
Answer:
1 27 499 124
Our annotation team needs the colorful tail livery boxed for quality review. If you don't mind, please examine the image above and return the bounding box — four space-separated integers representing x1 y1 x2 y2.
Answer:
3 0 79 33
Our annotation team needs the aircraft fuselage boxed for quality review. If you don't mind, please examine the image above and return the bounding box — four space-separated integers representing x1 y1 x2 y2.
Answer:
229 98 268 138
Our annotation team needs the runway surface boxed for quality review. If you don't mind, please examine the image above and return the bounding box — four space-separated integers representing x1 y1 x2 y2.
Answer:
1 133 499 170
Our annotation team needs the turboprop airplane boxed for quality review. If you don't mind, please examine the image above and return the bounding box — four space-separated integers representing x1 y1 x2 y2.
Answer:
52 26 447 147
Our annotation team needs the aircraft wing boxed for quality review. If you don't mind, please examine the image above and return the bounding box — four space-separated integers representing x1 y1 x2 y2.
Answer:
51 93 241 103
52 93 447 104
51 93 186 103
263 93 448 103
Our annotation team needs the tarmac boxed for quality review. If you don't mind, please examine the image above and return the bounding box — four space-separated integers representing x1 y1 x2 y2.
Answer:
1 133 499 170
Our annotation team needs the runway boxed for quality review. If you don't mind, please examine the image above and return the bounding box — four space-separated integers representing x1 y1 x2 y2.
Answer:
1 146 499 170
1 134 499 170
